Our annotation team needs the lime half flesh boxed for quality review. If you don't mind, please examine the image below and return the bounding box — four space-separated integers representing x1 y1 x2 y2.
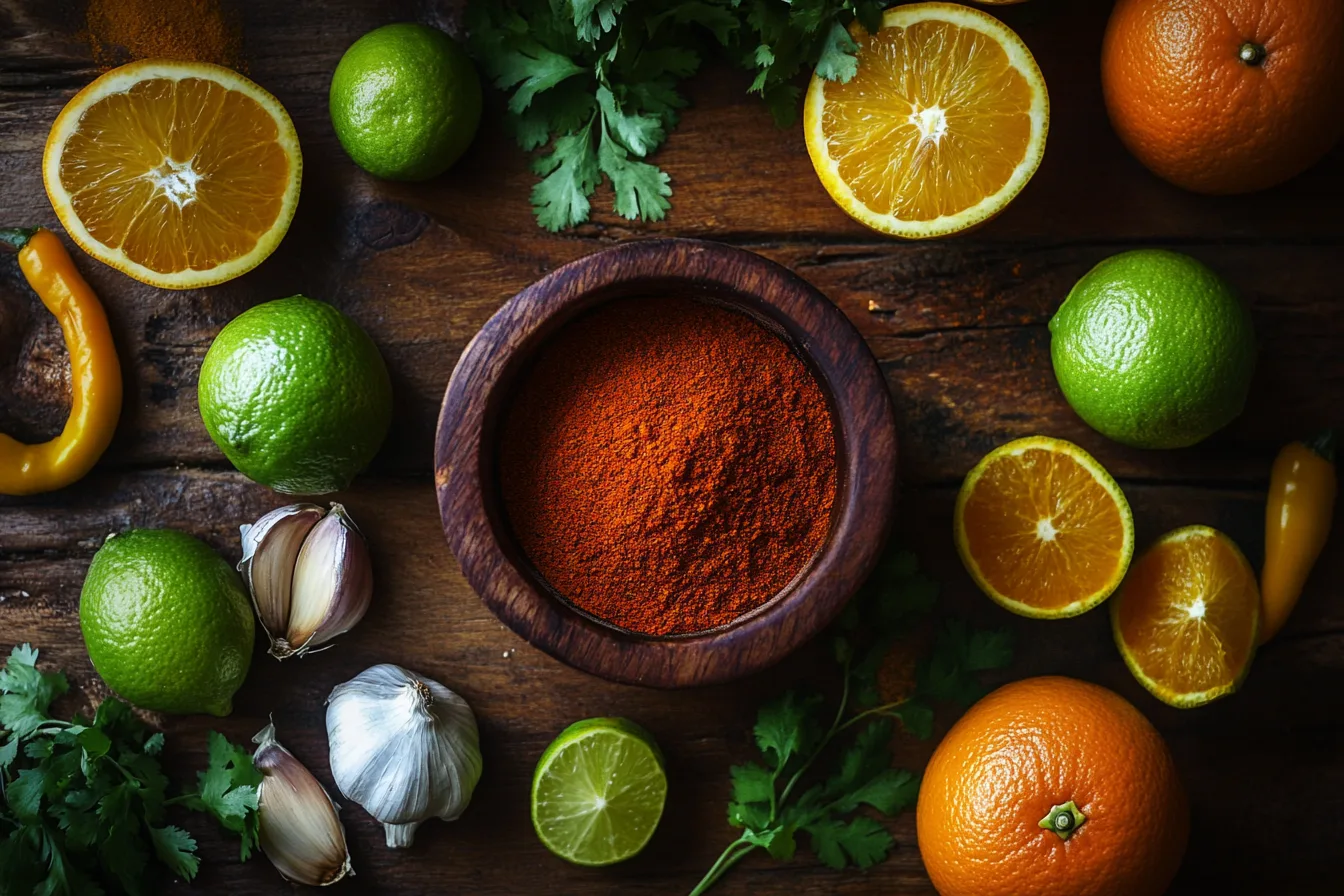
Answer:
531 717 667 866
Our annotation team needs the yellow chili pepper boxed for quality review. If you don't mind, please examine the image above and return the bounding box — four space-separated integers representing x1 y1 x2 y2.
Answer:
0 227 122 495
1260 431 1337 643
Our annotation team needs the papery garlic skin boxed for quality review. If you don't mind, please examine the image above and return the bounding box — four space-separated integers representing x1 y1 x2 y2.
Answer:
238 504 324 641
253 722 354 887
286 503 373 655
326 664 483 848
237 502 373 660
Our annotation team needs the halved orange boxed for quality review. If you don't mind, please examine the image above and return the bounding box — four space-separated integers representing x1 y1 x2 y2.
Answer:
803 3 1049 239
43 60 302 289
955 436 1134 618
1112 526 1260 708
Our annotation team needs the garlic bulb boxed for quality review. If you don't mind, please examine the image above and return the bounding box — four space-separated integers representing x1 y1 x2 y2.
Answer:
239 503 373 659
326 664 483 848
253 722 353 886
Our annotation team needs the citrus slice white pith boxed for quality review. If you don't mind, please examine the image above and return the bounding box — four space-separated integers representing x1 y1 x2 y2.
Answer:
43 59 302 289
804 2 1049 239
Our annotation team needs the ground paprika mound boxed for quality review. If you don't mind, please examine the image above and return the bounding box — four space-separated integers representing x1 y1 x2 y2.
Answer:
499 296 838 636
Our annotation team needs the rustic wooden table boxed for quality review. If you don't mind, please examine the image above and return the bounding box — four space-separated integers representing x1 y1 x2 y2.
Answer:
2 1 1341 894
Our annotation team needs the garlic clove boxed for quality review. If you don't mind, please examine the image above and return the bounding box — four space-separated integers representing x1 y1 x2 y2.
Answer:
253 721 353 887
238 504 324 645
286 503 373 655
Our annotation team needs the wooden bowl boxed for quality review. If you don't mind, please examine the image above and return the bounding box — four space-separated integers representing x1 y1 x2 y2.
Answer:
435 238 897 687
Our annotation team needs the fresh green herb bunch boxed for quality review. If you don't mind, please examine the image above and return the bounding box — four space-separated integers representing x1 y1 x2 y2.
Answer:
0 645 261 895
466 0 886 231
691 551 1014 895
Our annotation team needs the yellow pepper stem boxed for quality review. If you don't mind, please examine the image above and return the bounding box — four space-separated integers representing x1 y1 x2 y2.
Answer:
0 227 123 495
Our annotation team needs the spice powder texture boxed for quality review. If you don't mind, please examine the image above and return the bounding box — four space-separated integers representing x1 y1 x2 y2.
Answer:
499 296 838 636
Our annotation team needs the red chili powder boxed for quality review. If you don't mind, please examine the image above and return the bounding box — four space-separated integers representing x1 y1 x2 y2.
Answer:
499 296 838 636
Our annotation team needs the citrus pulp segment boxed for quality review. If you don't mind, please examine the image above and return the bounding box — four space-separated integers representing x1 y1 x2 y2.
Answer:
803 2 1048 238
530 718 667 867
43 59 301 289
1112 525 1260 708
955 436 1134 618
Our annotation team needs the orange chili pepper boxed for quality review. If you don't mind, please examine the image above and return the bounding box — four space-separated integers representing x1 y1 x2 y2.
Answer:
0 227 122 495
1260 431 1337 643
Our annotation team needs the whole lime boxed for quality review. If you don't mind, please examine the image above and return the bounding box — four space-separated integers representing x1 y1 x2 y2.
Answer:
329 23 482 181
199 295 392 494
80 529 254 716
1049 250 1256 449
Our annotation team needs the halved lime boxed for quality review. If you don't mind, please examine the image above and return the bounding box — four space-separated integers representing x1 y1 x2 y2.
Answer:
531 718 667 866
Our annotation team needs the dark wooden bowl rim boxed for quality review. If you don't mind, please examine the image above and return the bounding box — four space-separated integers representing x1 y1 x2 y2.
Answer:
434 238 897 687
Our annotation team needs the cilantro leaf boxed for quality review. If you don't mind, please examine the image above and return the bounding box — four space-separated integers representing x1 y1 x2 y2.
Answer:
179 731 263 861
148 826 199 882
492 41 588 114
728 762 775 807
468 0 921 230
744 823 797 860
628 45 702 79
6 767 46 819
0 645 262 892
598 126 672 222
648 3 741 45
753 691 821 771
619 78 686 129
889 700 935 741
530 121 602 231
803 816 893 870
919 619 1015 706
727 799 771 831
0 737 18 772
834 768 920 816
99 820 150 895
596 85 665 156
0 644 69 738
827 719 894 799
571 0 630 43
853 0 885 35
965 627 1016 672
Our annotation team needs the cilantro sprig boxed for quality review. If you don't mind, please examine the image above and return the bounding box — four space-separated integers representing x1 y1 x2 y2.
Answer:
467 0 886 231
0 646 260 895
689 551 1014 895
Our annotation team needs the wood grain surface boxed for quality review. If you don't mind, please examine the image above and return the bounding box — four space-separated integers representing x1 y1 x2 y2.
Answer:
2 1 1342 894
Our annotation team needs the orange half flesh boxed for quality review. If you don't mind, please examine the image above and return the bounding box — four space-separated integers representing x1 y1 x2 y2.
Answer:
804 2 1048 238
1113 526 1259 708
955 436 1134 618
43 60 301 289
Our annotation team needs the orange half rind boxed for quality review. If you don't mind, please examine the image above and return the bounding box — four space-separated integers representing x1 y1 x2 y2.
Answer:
43 59 302 290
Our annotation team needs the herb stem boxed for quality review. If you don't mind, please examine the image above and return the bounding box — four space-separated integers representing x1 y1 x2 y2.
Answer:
836 699 912 735
688 837 757 896
777 657 853 808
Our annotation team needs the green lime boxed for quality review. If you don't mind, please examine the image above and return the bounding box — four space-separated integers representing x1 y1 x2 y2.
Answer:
199 295 392 495
80 529 254 717
329 23 482 181
1049 249 1256 449
531 718 667 867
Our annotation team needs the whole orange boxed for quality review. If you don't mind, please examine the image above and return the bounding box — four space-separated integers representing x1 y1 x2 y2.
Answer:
1101 0 1344 194
916 676 1188 896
